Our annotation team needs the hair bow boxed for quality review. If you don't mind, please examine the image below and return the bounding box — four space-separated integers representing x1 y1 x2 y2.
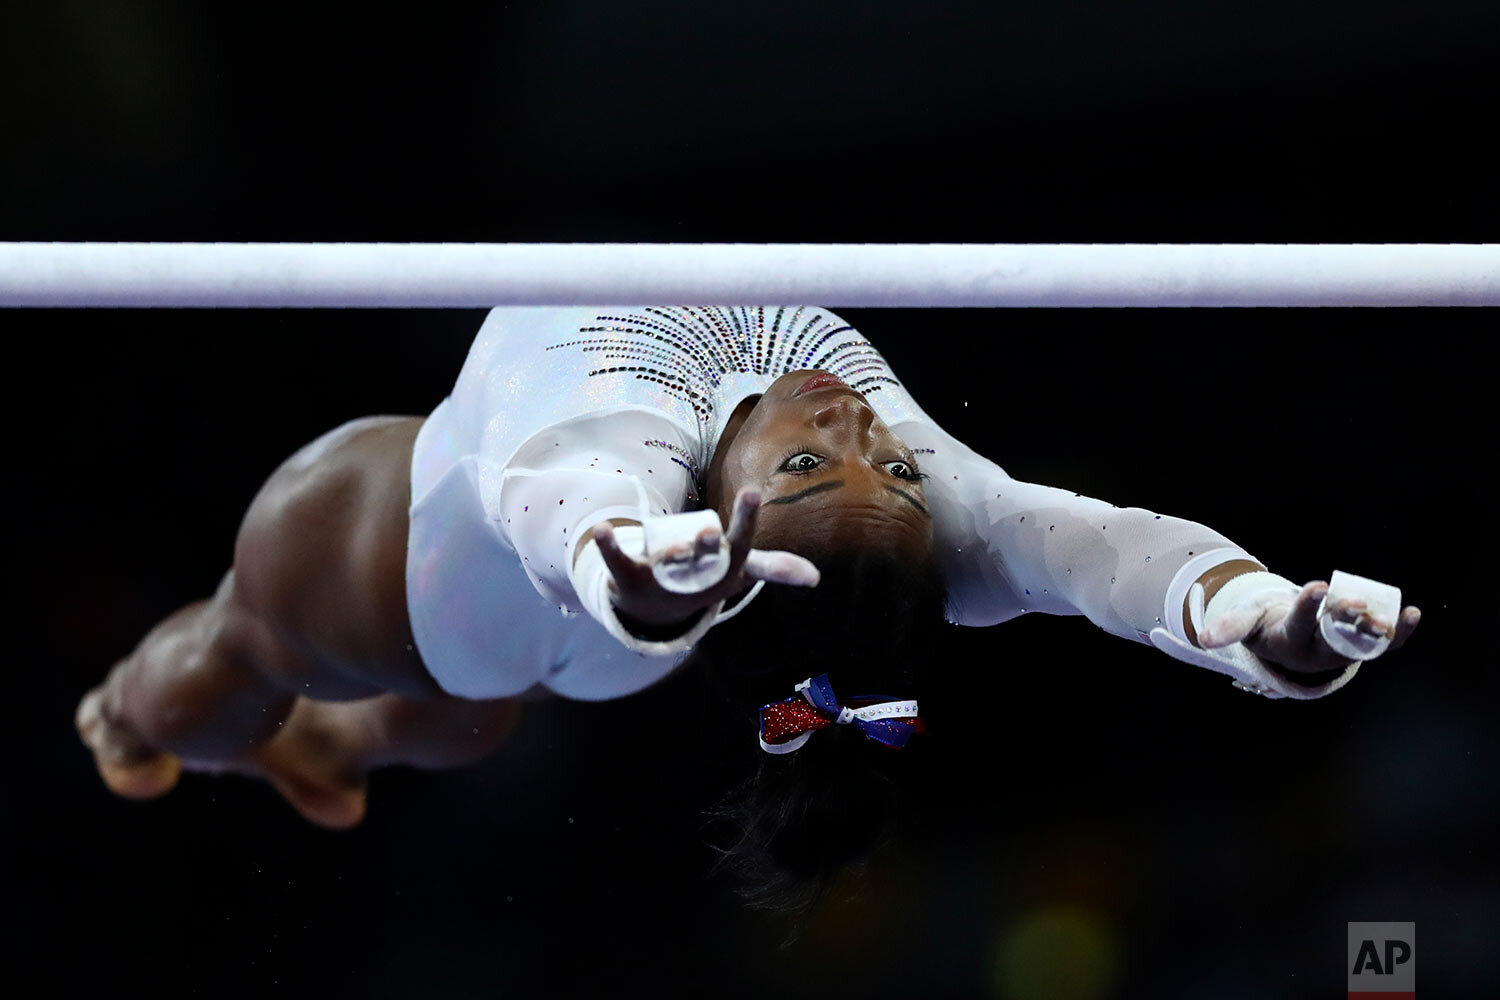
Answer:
757 673 925 755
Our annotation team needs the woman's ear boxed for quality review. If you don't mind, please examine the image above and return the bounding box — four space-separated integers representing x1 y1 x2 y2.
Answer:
704 462 736 526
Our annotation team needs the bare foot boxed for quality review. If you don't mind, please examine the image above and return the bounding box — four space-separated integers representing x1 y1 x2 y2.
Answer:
76 685 182 800
77 684 365 827
250 700 369 830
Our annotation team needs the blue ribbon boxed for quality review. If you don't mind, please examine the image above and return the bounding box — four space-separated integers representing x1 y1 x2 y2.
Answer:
766 672 922 750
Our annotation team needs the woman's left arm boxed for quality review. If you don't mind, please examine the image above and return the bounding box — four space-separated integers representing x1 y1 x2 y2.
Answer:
890 417 1420 698
1188 558 1420 682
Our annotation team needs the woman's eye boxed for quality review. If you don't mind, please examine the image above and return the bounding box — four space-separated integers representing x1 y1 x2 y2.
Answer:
782 453 822 473
884 460 922 482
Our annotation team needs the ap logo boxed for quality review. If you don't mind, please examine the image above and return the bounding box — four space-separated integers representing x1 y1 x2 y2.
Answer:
1348 922 1415 999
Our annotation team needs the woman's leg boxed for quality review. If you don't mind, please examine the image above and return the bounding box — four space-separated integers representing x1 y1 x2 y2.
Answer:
248 692 523 828
75 415 521 814
74 569 307 798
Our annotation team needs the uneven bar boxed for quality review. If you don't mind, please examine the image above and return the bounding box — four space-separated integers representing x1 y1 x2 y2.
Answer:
1 242 1496 307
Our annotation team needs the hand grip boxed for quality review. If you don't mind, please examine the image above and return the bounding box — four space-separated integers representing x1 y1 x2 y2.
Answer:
1317 569 1401 660
642 509 731 595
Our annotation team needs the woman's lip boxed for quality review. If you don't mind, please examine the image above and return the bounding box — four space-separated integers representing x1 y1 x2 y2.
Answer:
794 373 847 397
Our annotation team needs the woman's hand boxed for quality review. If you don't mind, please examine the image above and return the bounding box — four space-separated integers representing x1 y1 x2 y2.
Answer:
588 487 820 629
1199 579 1422 674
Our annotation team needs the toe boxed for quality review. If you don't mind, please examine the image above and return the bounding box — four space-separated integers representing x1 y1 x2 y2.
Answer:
75 687 105 742
98 753 181 800
265 770 368 830
78 686 181 800
252 737 368 830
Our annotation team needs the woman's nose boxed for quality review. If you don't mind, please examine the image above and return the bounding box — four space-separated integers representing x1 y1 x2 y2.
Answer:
811 395 875 434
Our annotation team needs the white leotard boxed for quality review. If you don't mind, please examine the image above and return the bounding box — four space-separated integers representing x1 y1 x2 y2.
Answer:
407 306 1270 701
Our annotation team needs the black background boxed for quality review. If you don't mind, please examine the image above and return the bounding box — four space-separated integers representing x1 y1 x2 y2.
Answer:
4 2 1496 998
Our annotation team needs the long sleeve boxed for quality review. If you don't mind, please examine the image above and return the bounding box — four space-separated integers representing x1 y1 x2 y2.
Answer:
890 416 1246 641
496 408 727 695
407 303 814 703
487 408 698 615
887 414 1359 698
407 401 716 702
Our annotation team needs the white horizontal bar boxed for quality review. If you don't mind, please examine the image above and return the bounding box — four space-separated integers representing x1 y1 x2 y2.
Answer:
1 242 1497 307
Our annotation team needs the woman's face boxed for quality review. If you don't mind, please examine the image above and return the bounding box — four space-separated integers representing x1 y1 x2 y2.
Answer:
707 370 933 562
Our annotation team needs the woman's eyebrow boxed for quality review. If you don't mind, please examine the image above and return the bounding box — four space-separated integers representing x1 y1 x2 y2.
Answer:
763 479 930 519
882 485 930 517
764 480 846 505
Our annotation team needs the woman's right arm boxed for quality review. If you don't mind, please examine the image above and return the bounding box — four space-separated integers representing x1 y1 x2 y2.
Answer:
479 409 815 699
574 489 819 638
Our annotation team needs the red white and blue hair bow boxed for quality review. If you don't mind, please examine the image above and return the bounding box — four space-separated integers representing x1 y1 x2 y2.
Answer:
757 673 925 755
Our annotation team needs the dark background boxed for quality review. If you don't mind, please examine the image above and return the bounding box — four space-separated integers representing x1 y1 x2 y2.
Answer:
3 1 1496 997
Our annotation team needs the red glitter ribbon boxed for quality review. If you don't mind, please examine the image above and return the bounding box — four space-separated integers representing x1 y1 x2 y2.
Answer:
757 675 926 752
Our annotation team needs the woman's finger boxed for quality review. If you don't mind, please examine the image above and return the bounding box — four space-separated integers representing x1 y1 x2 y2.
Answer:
591 523 647 584
725 487 761 569
693 524 722 558
1278 581 1328 648
1387 606 1422 653
742 549 821 587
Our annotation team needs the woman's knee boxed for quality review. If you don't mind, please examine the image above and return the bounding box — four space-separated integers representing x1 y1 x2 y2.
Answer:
119 597 300 755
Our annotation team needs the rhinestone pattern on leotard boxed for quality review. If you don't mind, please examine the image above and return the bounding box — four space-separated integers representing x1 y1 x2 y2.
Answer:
541 306 921 459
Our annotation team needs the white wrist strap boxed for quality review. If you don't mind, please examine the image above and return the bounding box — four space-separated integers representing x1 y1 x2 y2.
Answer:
715 580 766 623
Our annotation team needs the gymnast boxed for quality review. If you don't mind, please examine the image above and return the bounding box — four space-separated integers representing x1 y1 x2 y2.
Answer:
76 305 1421 912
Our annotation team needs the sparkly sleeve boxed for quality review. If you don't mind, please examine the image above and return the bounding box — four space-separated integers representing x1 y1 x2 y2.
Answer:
485 407 700 615
474 406 733 699
889 417 1255 646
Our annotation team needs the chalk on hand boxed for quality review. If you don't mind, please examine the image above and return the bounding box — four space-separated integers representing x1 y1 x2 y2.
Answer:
643 509 731 594
1317 569 1401 660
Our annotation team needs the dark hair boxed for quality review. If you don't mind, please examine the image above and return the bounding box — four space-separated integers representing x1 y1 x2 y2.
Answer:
680 543 950 944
